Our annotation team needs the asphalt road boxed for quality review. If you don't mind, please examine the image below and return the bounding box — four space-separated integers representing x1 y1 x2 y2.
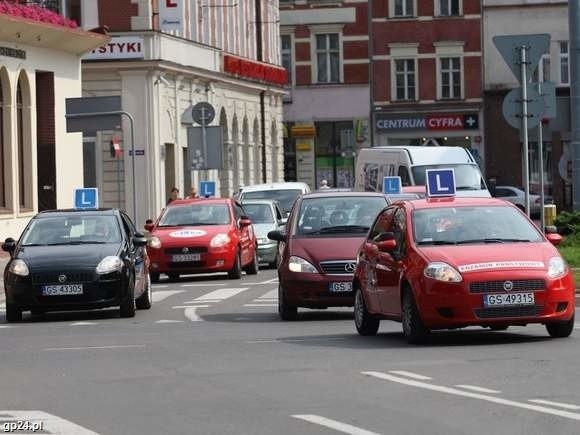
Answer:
1 268 580 435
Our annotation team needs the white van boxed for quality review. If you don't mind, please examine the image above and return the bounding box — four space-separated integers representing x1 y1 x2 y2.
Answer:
354 146 490 197
238 182 310 215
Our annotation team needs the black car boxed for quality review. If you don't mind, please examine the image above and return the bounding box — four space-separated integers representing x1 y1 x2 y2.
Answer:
2 209 152 322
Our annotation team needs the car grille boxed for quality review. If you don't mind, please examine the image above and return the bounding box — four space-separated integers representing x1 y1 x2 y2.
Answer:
469 279 545 294
32 272 95 285
474 305 544 319
167 261 206 269
319 260 357 275
164 247 207 255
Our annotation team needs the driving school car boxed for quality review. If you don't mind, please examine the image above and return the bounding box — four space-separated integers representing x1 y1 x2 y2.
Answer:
145 198 258 281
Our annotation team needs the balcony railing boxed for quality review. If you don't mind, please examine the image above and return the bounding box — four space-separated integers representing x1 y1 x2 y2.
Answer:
22 0 61 14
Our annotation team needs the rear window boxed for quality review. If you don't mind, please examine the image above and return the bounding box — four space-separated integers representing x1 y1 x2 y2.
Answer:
241 189 302 214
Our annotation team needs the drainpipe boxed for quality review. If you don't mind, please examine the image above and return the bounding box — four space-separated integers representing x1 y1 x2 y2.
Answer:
368 0 375 147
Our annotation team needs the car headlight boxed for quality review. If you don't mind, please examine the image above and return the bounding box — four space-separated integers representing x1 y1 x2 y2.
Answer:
424 262 462 283
9 259 29 277
210 233 230 248
96 256 123 274
288 256 318 273
257 238 270 245
547 256 567 279
148 236 162 249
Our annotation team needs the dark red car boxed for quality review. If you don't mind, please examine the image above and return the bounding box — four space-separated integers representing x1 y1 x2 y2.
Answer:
268 192 389 320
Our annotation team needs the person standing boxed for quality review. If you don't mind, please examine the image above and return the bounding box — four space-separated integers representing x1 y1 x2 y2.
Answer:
319 179 331 190
187 187 199 199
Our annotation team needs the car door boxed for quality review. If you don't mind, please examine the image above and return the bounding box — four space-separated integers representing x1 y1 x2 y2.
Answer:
235 202 252 264
120 213 145 297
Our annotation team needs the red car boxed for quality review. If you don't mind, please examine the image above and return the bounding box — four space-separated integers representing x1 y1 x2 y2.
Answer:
268 192 389 320
145 198 259 281
353 197 575 343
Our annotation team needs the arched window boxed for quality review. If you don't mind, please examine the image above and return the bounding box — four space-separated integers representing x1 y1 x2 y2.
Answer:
16 71 32 210
0 75 4 209
17 80 24 207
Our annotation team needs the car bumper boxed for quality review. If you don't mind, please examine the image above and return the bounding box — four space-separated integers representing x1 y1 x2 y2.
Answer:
257 244 277 264
148 248 236 275
281 271 354 308
414 272 575 329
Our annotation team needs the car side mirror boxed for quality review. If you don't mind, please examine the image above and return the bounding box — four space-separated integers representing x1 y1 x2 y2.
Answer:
546 232 563 246
133 233 148 247
144 219 154 232
239 218 252 228
2 238 16 253
378 239 397 252
268 230 286 242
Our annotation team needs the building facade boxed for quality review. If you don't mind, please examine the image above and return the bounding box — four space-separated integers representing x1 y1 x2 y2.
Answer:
483 0 571 211
79 0 286 226
0 1 106 241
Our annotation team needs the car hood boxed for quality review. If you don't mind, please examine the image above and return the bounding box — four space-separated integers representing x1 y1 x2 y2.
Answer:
152 225 231 245
16 244 120 270
291 236 365 264
418 242 557 273
253 223 279 239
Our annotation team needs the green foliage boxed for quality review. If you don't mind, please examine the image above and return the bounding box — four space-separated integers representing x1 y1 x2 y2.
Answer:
554 211 580 235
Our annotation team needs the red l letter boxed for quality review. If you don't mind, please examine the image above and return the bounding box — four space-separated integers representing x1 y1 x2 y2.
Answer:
166 0 177 7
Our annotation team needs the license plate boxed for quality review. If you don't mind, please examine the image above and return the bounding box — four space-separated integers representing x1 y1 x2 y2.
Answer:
329 282 353 293
42 284 83 296
483 292 535 307
172 254 201 262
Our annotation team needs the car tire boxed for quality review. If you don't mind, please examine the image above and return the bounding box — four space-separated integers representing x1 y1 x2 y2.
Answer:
136 274 152 310
354 288 380 336
228 251 242 280
546 314 574 338
278 283 297 321
245 248 259 275
5 303 22 323
120 275 136 318
402 287 430 344
150 272 160 283
167 272 180 282
489 325 509 331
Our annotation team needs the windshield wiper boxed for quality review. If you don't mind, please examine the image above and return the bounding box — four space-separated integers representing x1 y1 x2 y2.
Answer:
417 240 457 246
456 238 532 244
318 225 370 234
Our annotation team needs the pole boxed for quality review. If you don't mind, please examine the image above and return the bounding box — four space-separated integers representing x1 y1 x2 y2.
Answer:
520 46 531 216
537 82 545 231
368 0 375 147
570 0 580 210
116 156 121 209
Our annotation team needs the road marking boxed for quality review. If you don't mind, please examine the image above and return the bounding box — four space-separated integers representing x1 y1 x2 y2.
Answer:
152 285 169 289
292 414 380 435
44 344 146 351
455 385 501 394
389 370 432 380
184 299 222 304
172 305 211 309
194 287 249 301
363 371 580 422
155 319 185 324
244 304 277 307
528 399 580 410
70 322 97 326
0 325 16 329
184 307 206 322
259 289 278 299
0 410 98 434
152 290 186 303
259 278 279 284
181 283 226 287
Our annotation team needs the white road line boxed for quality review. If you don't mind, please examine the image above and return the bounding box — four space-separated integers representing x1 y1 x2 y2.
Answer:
152 285 169 289
155 319 185 324
455 385 501 394
0 325 16 329
244 304 278 307
528 399 580 410
152 290 186 303
70 322 97 326
184 307 205 322
258 289 278 299
184 299 222 304
44 344 146 351
181 283 226 287
292 414 380 435
194 287 249 301
172 305 210 309
389 370 432 380
259 278 279 284
363 371 580 422
0 410 98 434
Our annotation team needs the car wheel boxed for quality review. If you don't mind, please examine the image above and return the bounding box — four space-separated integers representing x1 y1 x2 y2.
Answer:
228 251 242 279
401 287 430 344
354 288 380 336
136 274 152 310
489 325 509 331
5 302 22 323
120 275 136 318
278 283 297 321
167 272 180 282
245 248 259 275
150 272 160 283
546 314 574 338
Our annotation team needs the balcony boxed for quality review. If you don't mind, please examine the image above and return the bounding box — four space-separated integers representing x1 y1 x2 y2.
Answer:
21 0 62 14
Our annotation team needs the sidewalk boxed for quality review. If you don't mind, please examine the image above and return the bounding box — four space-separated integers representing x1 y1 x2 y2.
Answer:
0 252 9 305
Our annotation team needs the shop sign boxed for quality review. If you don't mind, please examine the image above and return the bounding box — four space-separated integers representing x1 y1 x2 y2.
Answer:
0 46 25 60
159 0 184 32
223 55 288 86
376 113 479 132
83 36 145 60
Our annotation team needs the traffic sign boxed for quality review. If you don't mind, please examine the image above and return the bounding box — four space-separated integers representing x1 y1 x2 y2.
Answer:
382 176 402 195
536 81 557 119
502 86 545 129
426 169 456 197
200 181 216 198
493 34 550 83
192 102 215 126
74 188 98 209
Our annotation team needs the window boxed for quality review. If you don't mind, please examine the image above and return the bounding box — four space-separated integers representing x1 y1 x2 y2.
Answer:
533 53 550 83
17 81 24 208
390 209 407 257
315 33 340 83
398 166 411 186
369 207 396 241
394 59 416 101
280 35 293 86
560 41 569 85
439 57 462 99
393 0 414 17
438 0 461 16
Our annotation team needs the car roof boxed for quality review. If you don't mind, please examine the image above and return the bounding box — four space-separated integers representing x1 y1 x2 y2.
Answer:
398 197 510 210
240 182 309 192
169 198 231 206
302 191 388 199
240 199 281 206
36 208 119 218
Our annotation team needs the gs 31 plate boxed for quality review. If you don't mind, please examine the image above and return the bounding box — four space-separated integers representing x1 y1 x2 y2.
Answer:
329 282 353 293
42 284 83 296
172 254 201 262
483 292 534 307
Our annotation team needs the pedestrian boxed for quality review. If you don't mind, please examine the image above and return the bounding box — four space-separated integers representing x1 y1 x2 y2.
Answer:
167 187 181 205
319 179 331 190
187 186 199 199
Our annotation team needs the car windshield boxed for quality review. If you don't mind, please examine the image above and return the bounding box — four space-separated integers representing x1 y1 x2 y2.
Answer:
295 196 387 236
412 164 486 191
158 204 230 227
241 189 302 214
413 206 543 245
243 204 275 224
21 215 122 245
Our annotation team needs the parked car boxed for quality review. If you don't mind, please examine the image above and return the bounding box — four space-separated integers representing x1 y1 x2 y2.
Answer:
237 182 310 216
2 209 151 322
240 199 286 268
268 191 389 320
353 197 574 344
494 185 553 216
145 198 258 281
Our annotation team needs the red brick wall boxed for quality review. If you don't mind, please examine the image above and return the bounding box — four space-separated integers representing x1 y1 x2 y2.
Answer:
98 0 138 31
35 72 54 146
345 64 368 84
